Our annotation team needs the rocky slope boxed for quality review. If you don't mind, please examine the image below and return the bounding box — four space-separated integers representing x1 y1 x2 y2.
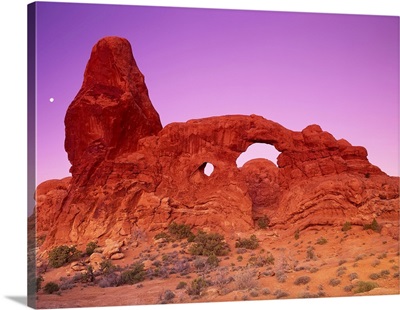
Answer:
34 36 399 254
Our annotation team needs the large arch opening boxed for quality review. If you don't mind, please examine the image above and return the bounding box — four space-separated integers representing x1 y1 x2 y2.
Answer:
236 143 280 168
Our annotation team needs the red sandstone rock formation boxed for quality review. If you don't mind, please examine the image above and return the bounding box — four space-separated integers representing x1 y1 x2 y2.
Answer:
64 36 162 181
34 36 399 252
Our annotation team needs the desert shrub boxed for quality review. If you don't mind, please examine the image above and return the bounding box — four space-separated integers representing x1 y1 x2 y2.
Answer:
338 259 347 266
274 289 289 299
354 281 378 294
187 277 208 296
206 254 219 268
276 270 287 283
153 266 170 279
100 260 115 274
85 241 98 256
349 272 358 281
189 231 230 256
344 285 353 292
299 291 326 298
48 245 82 268
235 235 259 250
98 272 119 288
59 277 75 291
154 232 170 241
262 288 271 295
342 221 352 232
369 273 380 280
82 266 95 283
159 289 175 304
306 247 316 260
168 222 194 240
248 253 275 267
43 282 60 294
363 218 382 233
236 248 247 254
72 266 95 284
174 258 191 275
337 266 347 277
193 256 208 272
176 281 187 289
310 267 319 273
377 252 387 259
213 267 233 291
234 268 258 290
355 254 364 262
294 229 300 240
294 276 311 285
371 259 380 267
250 289 259 297
237 255 243 262
316 237 328 245
257 216 270 229
119 262 145 285
329 278 341 287
380 269 390 278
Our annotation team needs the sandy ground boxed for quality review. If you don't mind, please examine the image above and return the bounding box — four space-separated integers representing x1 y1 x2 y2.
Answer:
35 225 399 309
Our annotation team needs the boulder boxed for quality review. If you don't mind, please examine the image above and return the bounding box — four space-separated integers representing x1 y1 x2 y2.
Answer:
70 262 86 272
89 253 104 271
110 253 125 260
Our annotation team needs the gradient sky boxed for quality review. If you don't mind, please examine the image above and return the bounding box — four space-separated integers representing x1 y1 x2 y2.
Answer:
35 2 399 185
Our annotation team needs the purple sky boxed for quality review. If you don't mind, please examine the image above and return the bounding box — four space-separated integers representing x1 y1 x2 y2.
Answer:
35 2 399 185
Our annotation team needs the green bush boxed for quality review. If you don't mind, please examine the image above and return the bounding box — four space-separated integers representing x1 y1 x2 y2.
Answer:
257 216 270 229
206 254 219 268
48 245 82 268
85 241 98 256
342 221 352 232
119 263 146 285
100 259 115 274
363 219 382 233
188 231 230 256
248 253 275 267
235 235 259 250
154 232 171 241
316 237 328 245
353 281 378 294
176 281 187 289
168 222 194 240
187 277 208 296
43 282 60 294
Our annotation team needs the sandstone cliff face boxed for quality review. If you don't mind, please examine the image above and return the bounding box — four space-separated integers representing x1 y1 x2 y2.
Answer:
35 37 399 251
